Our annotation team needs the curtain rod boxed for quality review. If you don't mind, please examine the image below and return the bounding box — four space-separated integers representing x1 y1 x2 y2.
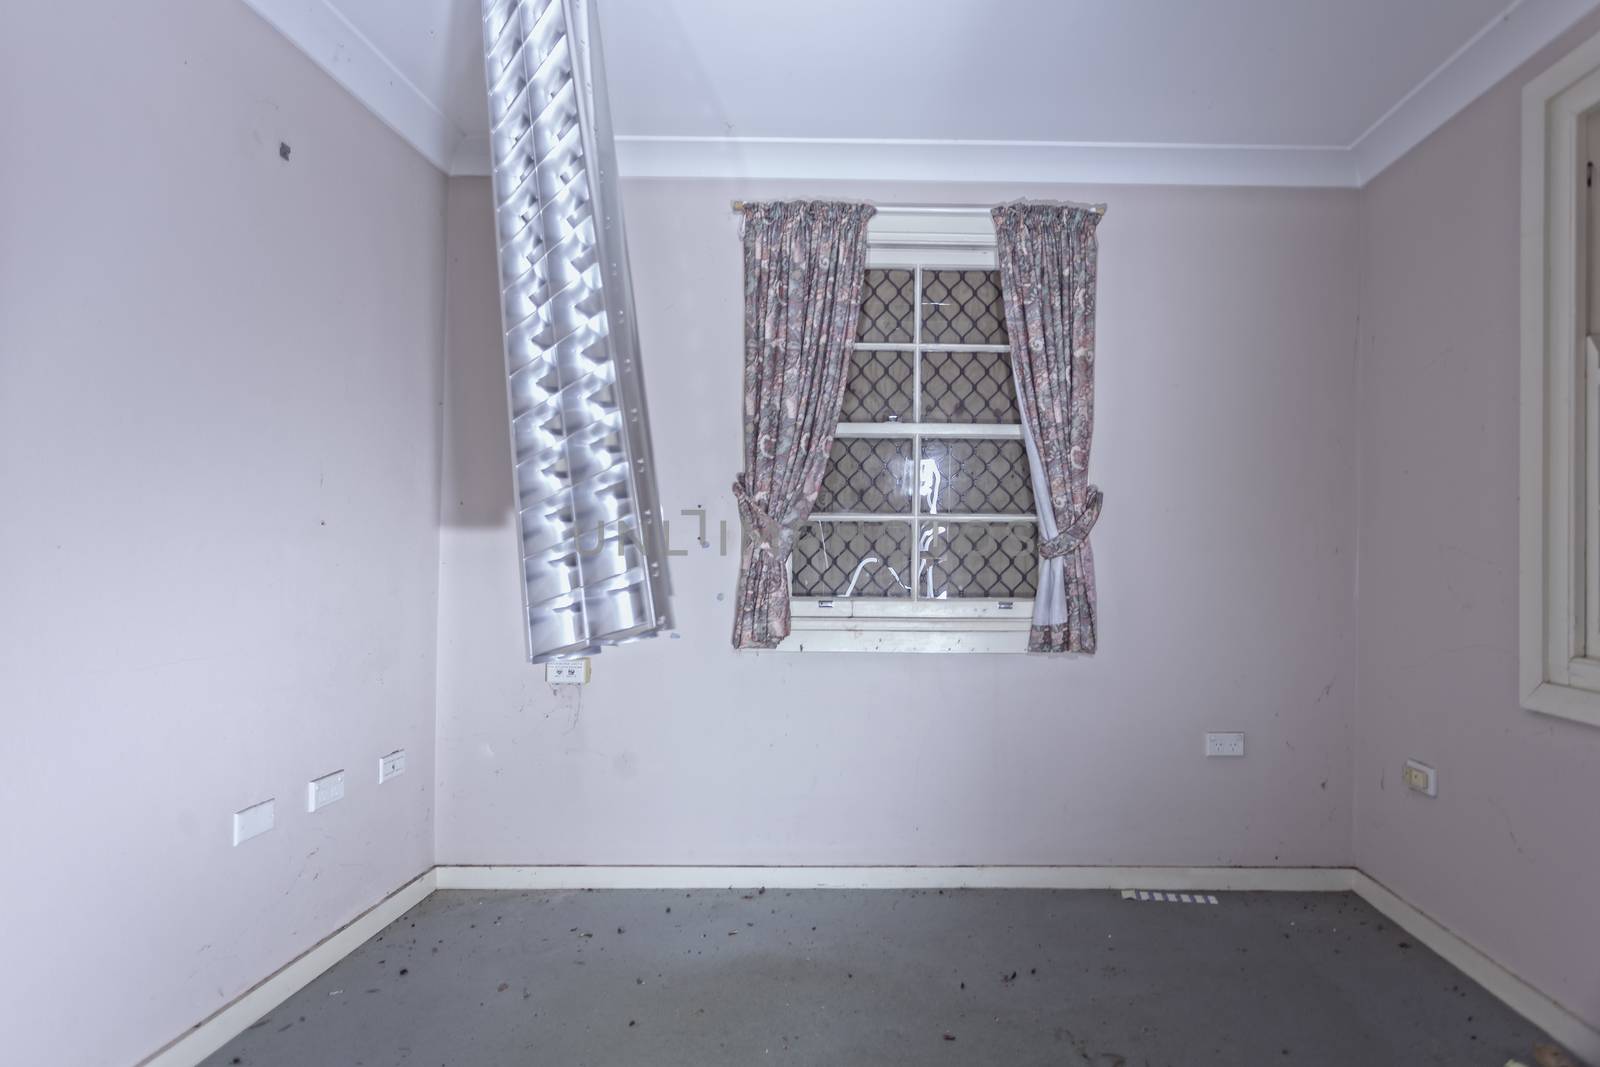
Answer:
729 200 1107 217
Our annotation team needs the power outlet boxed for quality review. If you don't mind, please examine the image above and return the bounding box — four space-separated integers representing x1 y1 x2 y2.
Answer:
378 749 406 784
546 659 590 685
1403 759 1437 797
1205 732 1246 757
307 770 346 812
232 799 275 845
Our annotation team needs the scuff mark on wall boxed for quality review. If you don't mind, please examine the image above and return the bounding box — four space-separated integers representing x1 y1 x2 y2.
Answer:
552 683 584 733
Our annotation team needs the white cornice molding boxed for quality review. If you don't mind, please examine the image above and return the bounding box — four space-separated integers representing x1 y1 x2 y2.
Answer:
240 0 464 172
451 136 1358 187
1351 0 1600 184
251 0 1600 189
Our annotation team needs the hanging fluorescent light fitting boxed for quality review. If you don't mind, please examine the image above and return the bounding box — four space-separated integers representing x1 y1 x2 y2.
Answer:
480 0 672 661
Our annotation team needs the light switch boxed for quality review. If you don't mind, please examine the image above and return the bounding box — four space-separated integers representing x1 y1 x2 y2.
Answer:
307 770 345 812
546 659 589 685
378 750 406 784
1205 732 1246 757
232 799 275 845
1403 759 1437 797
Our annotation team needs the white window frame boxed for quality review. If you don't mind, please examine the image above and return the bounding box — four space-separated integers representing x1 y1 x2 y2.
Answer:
777 210 1035 653
1520 28 1600 728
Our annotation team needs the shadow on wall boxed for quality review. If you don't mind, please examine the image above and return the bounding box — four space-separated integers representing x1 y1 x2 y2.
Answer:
442 178 514 530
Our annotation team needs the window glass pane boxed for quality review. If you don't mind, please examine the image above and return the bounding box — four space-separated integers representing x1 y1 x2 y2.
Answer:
858 269 914 343
918 521 1038 598
919 439 1034 515
792 521 911 598
840 349 914 423
922 270 1007 345
816 437 914 514
920 350 1021 423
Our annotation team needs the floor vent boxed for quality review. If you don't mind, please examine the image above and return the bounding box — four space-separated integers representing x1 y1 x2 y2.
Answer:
1121 889 1219 904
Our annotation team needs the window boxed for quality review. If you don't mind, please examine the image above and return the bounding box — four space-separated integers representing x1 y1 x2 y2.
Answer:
779 213 1036 653
1520 33 1600 727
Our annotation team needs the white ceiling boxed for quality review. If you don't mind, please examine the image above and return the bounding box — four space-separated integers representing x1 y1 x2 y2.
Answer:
243 0 1600 186
602 0 1507 145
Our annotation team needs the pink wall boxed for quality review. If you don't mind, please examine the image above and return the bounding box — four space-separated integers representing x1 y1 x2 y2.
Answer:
0 3 445 1065
435 177 1360 868
1354 11 1600 1032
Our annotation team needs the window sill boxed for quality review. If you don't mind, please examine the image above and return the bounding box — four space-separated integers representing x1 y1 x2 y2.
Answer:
775 619 1031 654
1522 677 1600 730
771 598 1034 653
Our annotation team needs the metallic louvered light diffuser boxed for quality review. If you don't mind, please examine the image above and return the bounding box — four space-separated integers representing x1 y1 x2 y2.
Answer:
481 0 672 661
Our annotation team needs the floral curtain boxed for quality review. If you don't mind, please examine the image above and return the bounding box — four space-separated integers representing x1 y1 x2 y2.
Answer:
731 201 877 649
992 202 1104 653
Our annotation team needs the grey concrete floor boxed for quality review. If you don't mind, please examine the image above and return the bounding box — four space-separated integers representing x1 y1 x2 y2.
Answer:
202 888 1554 1066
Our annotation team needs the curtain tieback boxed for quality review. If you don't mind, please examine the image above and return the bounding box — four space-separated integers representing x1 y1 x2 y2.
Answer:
732 475 785 556
1039 486 1103 560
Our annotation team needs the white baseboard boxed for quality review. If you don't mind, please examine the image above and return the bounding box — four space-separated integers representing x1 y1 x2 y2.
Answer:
136 868 437 1067
432 864 1351 892
135 864 1600 1067
1345 871 1600 1065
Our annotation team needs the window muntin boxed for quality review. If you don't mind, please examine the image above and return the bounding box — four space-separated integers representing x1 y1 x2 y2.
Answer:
792 264 1036 609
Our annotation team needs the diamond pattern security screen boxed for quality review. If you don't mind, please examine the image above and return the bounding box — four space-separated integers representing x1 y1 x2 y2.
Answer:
792 266 1038 602
481 0 672 661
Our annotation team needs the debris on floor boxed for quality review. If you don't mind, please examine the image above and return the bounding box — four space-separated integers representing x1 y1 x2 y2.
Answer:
1532 1043 1583 1067
196 889 1562 1067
